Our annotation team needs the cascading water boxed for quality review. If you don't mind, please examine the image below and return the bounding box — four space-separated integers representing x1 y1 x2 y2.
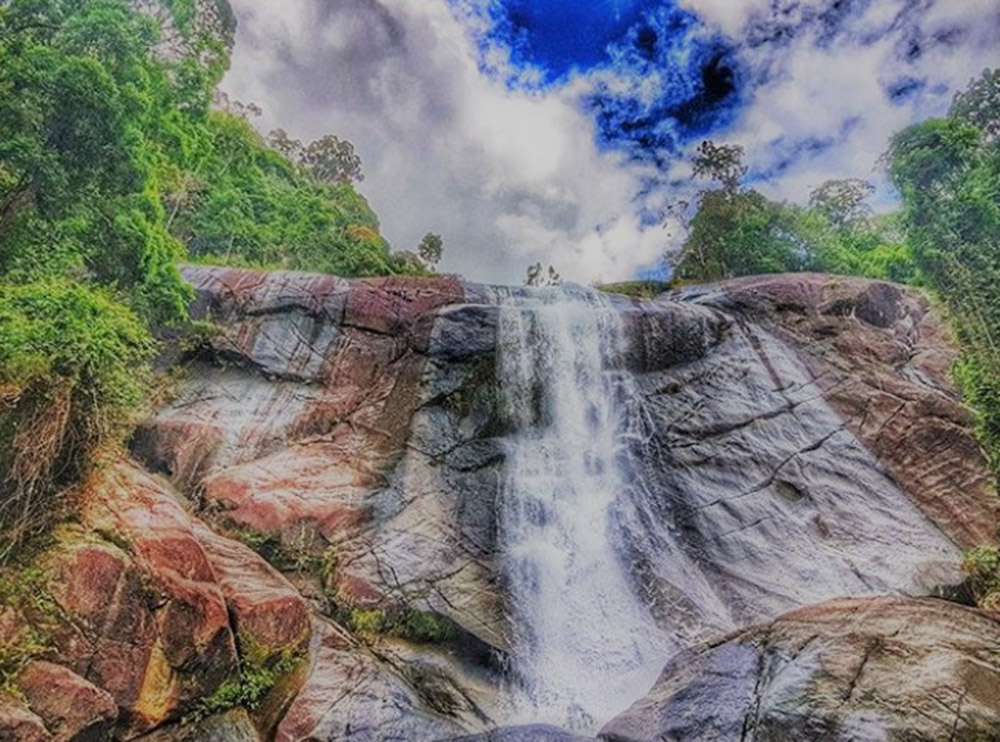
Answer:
495 286 671 731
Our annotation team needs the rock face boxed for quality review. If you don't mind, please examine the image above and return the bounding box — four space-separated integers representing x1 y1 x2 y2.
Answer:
2 266 997 741
0 462 312 739
18 661 118 741
601 597 1000 742
680 274 996 548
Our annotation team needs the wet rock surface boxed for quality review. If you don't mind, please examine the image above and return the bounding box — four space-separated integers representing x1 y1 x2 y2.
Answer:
2 267 997 740
601 597 1000 742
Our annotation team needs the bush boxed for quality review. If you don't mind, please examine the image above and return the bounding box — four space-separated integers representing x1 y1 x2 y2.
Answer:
0 282 155 559
963 546 1000 614
191 636 303 720
954 353 1000 476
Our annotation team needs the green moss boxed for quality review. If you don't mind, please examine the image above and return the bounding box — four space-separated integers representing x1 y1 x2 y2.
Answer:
394 609 459 645
0 566 60 623
0 566 58 695
189 636 305 721
0 627 50 698
235 527 324 575
329 598 459 646
348 608 388 636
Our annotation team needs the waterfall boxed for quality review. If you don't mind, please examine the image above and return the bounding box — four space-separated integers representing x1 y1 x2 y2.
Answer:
495 286 670 731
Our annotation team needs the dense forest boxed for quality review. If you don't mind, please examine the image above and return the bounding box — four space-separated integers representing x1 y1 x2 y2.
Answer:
0 0 998 606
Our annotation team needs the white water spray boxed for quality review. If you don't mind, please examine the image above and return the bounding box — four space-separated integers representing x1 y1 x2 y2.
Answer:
496 286 670 731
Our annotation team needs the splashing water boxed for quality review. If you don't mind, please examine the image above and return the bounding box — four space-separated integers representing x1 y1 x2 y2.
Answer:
496 286 670 731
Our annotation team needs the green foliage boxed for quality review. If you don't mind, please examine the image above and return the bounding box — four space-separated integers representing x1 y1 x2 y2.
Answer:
191 637 303 720
0 282 154 557
0 0 411 326
675 150 917 285
888 69 1000 476
0 0 193 324
175 111 412 277
594 281 671 300
675 190 815 281
963 546 1000 614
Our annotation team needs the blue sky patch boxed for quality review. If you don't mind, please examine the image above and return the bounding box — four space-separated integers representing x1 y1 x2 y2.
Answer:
456 0 745 163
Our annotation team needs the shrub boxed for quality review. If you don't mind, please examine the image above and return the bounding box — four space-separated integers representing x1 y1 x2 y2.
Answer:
963 546 1000 614
190 641 303 720
0 282 155 559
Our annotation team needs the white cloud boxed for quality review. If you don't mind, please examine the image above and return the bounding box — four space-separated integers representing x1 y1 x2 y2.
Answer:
221 0 667 285
222 0 1000 283
701 0 1000 204
676 0 775 37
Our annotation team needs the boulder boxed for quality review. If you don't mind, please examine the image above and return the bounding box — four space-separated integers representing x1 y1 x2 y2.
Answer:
41 465 238 734
190 520 311 661
0 697 51 742
601 597 1000 742
18 661 117 742
275 621 481 742
17 462 312 738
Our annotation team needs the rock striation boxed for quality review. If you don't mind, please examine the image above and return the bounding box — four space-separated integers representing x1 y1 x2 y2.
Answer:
601 597 1000 742
0 266 996 741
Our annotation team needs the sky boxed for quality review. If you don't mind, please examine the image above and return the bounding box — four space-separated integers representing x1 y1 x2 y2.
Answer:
221 0 1000 285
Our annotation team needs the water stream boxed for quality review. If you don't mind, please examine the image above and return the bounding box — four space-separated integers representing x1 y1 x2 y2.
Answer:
495 286 670 731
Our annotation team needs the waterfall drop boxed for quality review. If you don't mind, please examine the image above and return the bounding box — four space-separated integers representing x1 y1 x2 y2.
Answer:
495 286 669 731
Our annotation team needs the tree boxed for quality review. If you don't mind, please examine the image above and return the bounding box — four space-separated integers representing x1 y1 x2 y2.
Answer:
808 179 875 228
267 128 304 162
951 67 1000 141
888 69 1000 471
691 140 747 194
675 190 813 282
266 129 364 185
302 134 363 184
676 139 813 281
417 233 443 270
214 90 262 121
0 0 192 322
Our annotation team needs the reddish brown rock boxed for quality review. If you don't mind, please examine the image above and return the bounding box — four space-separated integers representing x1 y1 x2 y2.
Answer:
19 661 117 742
190 520 311 660
197 443 371 544
36 466 238 735
0 697 51 742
